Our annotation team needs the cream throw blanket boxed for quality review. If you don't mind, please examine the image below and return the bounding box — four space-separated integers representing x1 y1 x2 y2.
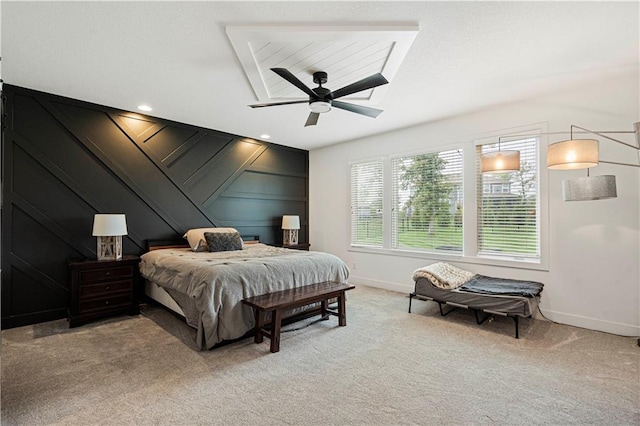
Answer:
412 262 475 289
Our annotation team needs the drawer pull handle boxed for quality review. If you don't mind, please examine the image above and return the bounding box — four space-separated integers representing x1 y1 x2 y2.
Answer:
105 286 110 290
105 301 110 305
105 272 111 276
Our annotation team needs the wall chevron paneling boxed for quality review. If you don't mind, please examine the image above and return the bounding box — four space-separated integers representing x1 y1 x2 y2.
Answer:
1 85 309 328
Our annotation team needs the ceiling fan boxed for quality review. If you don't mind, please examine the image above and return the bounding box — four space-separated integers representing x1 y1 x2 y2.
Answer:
249 68 389 127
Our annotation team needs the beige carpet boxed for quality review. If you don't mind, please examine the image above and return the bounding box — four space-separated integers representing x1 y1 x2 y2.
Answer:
2 286 638 425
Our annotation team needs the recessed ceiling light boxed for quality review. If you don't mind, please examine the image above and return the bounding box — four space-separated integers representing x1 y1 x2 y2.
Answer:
260 134 271 139
138 105 152 112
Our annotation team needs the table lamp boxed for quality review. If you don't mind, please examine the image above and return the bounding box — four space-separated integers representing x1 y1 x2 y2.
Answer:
282 215 300 245
92 214 127 260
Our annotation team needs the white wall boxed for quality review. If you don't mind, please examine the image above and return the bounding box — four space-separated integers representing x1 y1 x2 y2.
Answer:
310 70 640 337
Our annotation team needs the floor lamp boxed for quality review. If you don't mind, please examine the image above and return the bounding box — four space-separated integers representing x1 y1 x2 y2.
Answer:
501 123 640 344
498 122 640 201
547 123 640 201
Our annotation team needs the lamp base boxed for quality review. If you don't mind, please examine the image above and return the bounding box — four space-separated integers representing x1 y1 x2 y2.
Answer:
97 235 123 261
283 229 299 246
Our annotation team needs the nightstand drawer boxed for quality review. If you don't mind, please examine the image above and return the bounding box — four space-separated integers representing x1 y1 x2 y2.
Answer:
68 255 141 327
79 280 133 299
79 293 132 313
79 266 133 283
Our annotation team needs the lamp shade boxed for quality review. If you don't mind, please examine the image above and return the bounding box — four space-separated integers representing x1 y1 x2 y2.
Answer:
281 215 300 230
562 175 617 201
92 214 128 236
548 139 598 170
480 150 520 173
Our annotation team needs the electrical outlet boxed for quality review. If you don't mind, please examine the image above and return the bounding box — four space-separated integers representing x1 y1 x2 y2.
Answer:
352 262 357 270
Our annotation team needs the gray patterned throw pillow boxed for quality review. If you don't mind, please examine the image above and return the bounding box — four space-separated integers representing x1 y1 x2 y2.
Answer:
204 231 243 252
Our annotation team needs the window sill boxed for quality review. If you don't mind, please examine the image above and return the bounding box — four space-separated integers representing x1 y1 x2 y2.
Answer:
348 245 549 271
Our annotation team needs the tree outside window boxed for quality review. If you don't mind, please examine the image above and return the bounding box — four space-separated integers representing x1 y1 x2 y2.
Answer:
392 149 463 252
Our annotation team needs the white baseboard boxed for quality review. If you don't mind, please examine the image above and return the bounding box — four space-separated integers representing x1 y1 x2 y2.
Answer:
349 275 413 294
349 275 639 338
540 308 639 337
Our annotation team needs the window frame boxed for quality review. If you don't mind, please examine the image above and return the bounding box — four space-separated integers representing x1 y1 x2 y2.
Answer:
390 147 465 255
349 158 385 249
475 135 541 261
347 125 549 271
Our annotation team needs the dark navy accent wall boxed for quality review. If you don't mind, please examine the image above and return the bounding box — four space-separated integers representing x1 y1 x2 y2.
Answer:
1 85 309 328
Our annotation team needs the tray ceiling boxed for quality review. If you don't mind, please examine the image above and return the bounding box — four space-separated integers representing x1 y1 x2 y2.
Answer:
2 2 637 150
227 26 418 104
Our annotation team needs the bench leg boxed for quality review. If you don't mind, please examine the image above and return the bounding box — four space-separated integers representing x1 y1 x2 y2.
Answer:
321 300 329 320
337 292 347 326
254 309 264 344
270 309 282 353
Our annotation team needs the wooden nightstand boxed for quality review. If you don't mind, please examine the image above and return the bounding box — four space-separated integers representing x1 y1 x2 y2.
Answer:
68 255 141 328
276 243 310 251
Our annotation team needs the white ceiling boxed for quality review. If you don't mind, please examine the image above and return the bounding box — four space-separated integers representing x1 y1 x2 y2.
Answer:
227 25 417 103
2 1 638 150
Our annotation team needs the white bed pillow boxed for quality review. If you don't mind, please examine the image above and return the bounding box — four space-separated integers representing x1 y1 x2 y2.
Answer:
183 228 240 252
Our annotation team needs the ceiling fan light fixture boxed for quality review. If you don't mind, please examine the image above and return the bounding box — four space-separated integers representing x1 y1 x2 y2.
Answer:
249 68 388 126
309 101 331 114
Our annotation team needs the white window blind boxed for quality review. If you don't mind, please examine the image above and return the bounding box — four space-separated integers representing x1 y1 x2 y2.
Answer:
391 149 464 252
350 161 383 247
477 137 540 259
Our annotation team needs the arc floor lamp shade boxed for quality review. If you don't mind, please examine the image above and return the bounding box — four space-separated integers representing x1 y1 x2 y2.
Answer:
480 150 520 173
548 139 599 170
282 215 300 245
92 214 127 260
547 123 640 201
562 175 617 201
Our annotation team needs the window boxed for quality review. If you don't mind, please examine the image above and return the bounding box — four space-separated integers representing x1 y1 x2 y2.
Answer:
476 137 540 259
348 131 545 268
350 160 383 247
391 149 464 253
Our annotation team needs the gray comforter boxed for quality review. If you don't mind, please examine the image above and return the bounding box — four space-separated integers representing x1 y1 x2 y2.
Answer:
460 275 544 297
139 244 350 350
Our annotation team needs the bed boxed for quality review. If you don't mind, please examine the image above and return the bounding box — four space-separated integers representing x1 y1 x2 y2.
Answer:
140 234 350 350
408 263 543 338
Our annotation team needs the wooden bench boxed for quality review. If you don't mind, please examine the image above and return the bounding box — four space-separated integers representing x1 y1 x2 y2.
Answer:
242 282 355 353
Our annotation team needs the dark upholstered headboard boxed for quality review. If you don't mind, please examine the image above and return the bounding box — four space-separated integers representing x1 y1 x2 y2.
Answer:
146 239 190 251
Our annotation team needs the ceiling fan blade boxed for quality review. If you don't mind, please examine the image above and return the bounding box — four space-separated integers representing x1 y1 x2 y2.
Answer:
332 101 383 118
249 100 308 108
305 112 319 127
330 73 389 100
271 68 317 98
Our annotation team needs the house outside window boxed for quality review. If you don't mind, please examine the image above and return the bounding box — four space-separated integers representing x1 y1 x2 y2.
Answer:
483 182 511 194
